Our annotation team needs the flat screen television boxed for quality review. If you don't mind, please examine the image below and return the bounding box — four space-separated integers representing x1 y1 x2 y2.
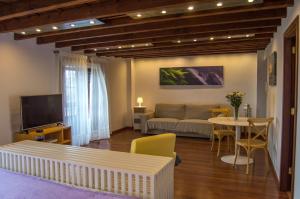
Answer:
21 94 63 130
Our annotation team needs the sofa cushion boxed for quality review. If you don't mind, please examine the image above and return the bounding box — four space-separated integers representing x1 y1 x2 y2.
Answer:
147 118 179 131
185 105 219 120
155 104 185 119
176 119 212 135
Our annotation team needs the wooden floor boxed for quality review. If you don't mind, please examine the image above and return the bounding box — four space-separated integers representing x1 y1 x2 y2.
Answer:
87 129 288 199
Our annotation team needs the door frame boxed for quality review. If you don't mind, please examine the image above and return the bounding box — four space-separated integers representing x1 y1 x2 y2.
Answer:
280 16 299 195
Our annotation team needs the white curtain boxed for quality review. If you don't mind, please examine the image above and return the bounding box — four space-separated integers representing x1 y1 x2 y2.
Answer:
60 54 91 146
89 58 110 140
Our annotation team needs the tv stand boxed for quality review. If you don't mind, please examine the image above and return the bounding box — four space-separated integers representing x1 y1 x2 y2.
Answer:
15 125 72 145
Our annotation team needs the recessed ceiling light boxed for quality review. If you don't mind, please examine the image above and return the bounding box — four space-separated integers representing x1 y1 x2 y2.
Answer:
248 0 254 2
193 39 198 42
70 24 75 27
106 47 110 50
187 6 194 11
217 2 223 7
131 45 135 48
89 20 95 24
145 43 149 46
93 48 97 51
136 13 142 18
21 31 26 35
161 10 167 14
36 28 41 32
177 40 181 43
246 34 250 37
52 26 58 30
227 36 232 39
118 46 122 49
210 37 214 41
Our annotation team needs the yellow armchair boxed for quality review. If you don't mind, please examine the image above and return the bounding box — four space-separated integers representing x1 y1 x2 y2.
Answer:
130 133 176 158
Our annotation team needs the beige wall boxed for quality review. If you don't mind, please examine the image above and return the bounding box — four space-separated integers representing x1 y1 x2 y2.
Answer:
0 33 58 145
102 57 132 132
133 54 258 115
264 1 300 195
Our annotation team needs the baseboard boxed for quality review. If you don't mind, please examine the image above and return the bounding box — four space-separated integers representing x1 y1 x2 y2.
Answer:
268 152 280 187
112 127 133 135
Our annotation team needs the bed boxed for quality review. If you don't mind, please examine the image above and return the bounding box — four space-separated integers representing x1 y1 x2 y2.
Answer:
0 140 174 199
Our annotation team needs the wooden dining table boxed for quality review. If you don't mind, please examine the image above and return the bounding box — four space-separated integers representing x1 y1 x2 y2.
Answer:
208 117 266 165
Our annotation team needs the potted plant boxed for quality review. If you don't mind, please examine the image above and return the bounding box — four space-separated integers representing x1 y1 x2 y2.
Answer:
226 91 245 120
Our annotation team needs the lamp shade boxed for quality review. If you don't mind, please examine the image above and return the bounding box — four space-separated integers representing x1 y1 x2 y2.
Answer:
137 97 143 104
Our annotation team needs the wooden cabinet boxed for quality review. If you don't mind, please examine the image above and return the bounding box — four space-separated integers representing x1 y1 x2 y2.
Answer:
15 126 72 145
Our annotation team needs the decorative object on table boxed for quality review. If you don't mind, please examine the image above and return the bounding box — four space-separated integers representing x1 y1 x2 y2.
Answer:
160 66 224 86
243 104 252 117
137 97 144 107
268 51 277 86
226 91 245 120
234 117 273 174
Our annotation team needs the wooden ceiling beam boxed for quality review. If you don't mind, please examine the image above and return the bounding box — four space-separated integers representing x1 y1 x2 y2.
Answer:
0 0 196 33
54 20 279 47
14 0 288 40
74 32 274 51
0 0 98 21
85 36 271 54
37 10 284 44
95 40 268 57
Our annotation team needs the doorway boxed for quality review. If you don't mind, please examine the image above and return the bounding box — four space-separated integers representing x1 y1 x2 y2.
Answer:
280 16 299 199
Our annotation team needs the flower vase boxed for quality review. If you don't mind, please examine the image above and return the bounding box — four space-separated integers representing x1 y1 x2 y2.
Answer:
234 107 239 120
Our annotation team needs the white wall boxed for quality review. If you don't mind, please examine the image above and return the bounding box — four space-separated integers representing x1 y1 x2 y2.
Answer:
0 33 58 145
133 54 258 114
264 1 300 196
102 57 132 132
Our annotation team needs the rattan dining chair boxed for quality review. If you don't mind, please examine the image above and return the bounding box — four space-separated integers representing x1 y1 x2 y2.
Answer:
233 117 273 174
210 108 235 157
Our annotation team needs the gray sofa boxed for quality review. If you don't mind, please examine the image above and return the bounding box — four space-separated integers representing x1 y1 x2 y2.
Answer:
141 104 230 138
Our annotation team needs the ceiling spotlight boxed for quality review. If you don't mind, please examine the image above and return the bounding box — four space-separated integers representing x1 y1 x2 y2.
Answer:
217 2 223 7
227 36 232 39
187 6 194 11
210 37 214 41
89 20 95 24
177 40 181 43
145 43 149 46
118 46 122 49
248 0 254 2
21 31 26 35
106 47 110 50
246 34 250 37
52 26 58 30
136 13 142 18
161 10 167 14
70 24 75 27
36 28 41 32
131 45 135 48
93 48 97 51
193 39 198 42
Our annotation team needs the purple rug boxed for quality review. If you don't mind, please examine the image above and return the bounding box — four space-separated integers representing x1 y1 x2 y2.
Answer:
0 168 135 199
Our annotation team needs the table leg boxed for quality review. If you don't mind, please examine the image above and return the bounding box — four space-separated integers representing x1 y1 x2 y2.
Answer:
221 125 253 165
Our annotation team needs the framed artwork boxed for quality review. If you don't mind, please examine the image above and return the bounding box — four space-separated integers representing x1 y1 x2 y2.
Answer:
268 51 277 86
160 66 224 86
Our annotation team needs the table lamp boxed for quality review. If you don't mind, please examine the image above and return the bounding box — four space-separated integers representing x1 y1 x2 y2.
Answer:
137 97 143 107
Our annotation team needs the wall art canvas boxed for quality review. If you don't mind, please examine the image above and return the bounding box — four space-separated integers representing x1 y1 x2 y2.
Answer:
268 51 277 86
160 66 224 86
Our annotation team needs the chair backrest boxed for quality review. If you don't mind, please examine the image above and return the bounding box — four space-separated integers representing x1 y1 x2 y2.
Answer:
247 118 274 143
130 133 176 158
210 108 231 130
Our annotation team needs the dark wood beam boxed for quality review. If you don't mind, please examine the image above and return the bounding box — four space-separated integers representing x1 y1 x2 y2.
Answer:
117 50 259 59
95 40 269 57
0 0 196 33
53 20 280 47
74 32 274 51
37 10 284 44
85 36 271 54
14 0 288 40
0 0 98 21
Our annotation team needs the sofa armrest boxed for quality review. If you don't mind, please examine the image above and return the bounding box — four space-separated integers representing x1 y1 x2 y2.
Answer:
140 111 155 134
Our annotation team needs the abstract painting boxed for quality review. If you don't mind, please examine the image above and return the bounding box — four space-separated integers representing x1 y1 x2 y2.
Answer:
160 66 224 86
